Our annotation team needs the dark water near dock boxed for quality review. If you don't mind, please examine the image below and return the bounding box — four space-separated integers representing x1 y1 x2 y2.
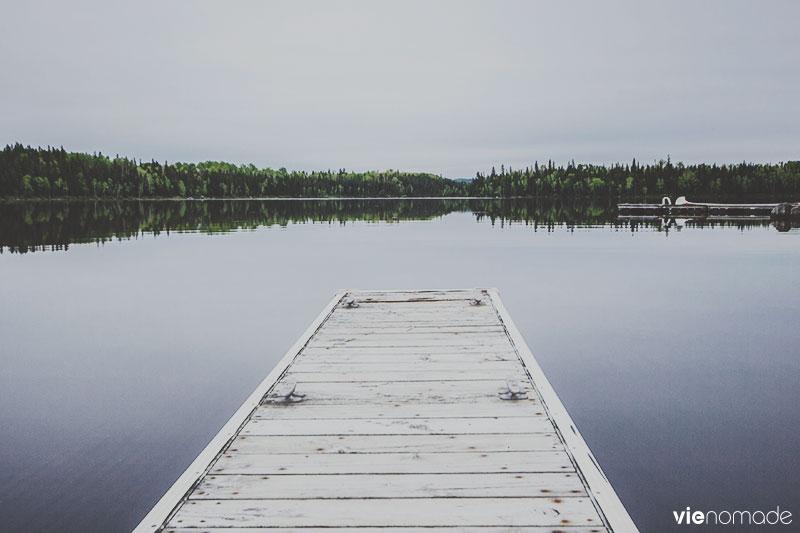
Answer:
0 199 798 532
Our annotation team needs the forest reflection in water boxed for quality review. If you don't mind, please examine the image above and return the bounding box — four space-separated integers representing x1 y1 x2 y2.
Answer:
0 198 788 254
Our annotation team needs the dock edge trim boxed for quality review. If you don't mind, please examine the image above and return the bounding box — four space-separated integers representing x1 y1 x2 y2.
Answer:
131 290 348 533
487 288 640 533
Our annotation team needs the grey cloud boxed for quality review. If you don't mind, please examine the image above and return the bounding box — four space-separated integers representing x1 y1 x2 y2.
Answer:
1 0 798 177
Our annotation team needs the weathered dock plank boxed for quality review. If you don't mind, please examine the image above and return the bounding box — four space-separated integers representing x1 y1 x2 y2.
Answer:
165 529 607 533
192 472 586 499
134 288 638 533
254 401 539 419
227 433 561 453
289 360 520 372
165 529 606 533
241 416 551 435
255 379 535 404
317 324 507 333
211 450 572 475
165 497 601 528
299 347 518 358
297 350 518 363
284 368 528 381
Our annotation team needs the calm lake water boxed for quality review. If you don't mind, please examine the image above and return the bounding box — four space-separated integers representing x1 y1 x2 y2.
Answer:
0 199 798 532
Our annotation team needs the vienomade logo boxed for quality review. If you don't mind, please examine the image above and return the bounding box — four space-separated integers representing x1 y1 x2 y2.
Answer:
673 506 793 526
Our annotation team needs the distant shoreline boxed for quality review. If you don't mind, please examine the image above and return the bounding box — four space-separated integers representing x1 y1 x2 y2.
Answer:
3 145 799 201
2 193 796 204
0 196 502 203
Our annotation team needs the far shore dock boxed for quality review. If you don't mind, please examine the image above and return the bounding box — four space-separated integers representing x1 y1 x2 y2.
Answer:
618 199 798 219
134 289 638 532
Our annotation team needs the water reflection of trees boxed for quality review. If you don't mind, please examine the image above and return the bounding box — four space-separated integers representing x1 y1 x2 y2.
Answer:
0 199 776 253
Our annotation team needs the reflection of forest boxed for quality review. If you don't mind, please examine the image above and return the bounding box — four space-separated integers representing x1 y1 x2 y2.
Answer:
0 199 775 253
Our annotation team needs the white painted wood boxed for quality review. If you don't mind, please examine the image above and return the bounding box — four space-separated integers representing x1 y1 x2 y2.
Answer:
328 310 496 317
325 312 499 320
331 310 495 319
329 305 497 314
327 312 491 319
254 401 540 419
289 360 520 372
488 288 639 532
166 498 600 528
314 324 506 334
313 331 507 341
339 301 487 310
227 433 560 453
300 346 517 357
325 317 502 326
339 291 481 299
297 350 518 363
210 450 572 475
306 339 510 348
284 369 527 382
342 289 482 301
335 297 491 305
240 416 551 436
137 289 635 533
192 472 586 499
164 526 607 533
132 291 348 533
266 379 535 404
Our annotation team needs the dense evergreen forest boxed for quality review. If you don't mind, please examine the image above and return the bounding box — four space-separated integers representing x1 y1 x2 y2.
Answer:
468 160 800 198
1 144 799 199
0 144 462 198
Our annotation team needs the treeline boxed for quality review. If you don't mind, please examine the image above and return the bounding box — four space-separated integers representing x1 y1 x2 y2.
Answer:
466 160 800 198
2 144 799 199
0 144 464 199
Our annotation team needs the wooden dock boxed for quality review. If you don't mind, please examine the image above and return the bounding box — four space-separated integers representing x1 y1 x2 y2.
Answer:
134 289 638 532
618 200 785 218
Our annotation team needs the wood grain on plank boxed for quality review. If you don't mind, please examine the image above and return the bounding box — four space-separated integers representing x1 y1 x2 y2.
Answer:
283 369 527 382
227 433 561 454
136 289 630 533
345 290 482 301
324 318 502 326
166 497 600 528
263 380 535 404
192 472 587 499
312 331 508 341
289 360 520 372
164 525 608 533
241 416 551 436
299 347 517 358
305 339 510 349
255 402 538 420
210 451 572 475
315 325 506 334
296 351 519 363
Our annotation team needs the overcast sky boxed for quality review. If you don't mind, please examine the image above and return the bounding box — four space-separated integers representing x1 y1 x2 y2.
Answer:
1 1 798 178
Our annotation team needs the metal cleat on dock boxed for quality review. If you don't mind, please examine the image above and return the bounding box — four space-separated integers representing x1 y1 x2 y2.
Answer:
498 377 528 400
136 289 639 533
265 381 305 403
342 297 359 308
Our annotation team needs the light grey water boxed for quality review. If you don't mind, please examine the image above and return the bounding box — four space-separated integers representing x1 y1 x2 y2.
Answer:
0 201 798 532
